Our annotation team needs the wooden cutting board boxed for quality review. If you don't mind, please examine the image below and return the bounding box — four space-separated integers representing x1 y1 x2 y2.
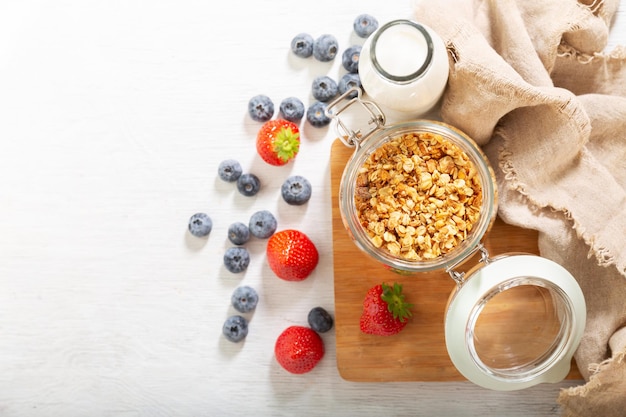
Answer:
330 138 581 382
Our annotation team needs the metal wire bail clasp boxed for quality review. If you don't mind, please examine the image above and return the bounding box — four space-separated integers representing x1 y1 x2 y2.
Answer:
325 87 386 149
446 244 491 287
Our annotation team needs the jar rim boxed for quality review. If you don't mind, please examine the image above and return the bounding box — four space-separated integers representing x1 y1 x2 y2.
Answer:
369 19 435 84
466 277 572 380
339 120 497 273
444 254 586 390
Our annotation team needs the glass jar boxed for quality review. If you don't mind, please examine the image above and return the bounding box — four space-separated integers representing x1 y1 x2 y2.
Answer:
326 89 586 390
445 253 586 390
359 19 449 118
339 117 497 274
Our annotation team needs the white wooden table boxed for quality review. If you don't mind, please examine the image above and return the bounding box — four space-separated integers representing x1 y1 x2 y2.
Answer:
1 1 624 416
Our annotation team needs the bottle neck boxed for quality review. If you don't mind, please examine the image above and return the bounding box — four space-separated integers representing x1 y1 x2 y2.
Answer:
369 19 434 84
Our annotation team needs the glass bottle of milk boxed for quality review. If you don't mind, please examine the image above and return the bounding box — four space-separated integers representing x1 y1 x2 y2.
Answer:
358 19 449 120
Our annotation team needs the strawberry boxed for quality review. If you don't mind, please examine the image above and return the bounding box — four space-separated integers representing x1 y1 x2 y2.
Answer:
275 325 324 374
266 229 319 281
256 119 300 166
360 282 413 336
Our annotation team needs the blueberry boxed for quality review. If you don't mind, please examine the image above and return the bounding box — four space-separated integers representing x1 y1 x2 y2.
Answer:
218 159 243 182
223 247 251 273
353 14 379 38
308 307 334 333
312 34 339 62
279 97 305 123
281 175 312 206
237 173 261 197
188 213 212 237
291 33 314 58
248 210 277 239
231 286 259 313
306 101 331 128
342 45 362 74
311 76 338 102
228 222 250 245
248 94 274 122
338 73 362 99
223 315 248 343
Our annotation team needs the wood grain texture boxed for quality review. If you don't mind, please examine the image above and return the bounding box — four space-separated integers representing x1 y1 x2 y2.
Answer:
330 139 582 382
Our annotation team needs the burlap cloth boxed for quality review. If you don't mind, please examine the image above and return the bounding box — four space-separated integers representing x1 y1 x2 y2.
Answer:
412 0 626 415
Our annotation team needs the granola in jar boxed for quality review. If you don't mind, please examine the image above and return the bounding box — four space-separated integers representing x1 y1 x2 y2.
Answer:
354 131 483 261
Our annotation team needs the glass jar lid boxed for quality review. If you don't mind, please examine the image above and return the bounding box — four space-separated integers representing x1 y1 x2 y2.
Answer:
445 254 586 390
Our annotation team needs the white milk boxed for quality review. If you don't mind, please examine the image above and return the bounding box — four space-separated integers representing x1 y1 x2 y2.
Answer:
359 19 449 120
373 23 430 78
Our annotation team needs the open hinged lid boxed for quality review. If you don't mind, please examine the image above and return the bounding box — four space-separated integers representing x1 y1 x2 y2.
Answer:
444 253 586 390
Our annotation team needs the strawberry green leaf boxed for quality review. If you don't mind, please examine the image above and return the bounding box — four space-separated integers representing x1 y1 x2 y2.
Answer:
380 282 413 323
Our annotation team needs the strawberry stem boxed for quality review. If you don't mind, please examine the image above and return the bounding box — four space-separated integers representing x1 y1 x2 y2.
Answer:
273 126 300 163
380 282 413 323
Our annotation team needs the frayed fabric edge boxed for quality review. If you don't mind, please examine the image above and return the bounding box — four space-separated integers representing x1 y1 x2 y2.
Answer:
588 350 625 375
557 43 626 64
495 131 624 275
559 349 626 398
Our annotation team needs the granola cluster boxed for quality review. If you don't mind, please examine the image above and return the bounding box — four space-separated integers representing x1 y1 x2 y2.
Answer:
355 131 483 261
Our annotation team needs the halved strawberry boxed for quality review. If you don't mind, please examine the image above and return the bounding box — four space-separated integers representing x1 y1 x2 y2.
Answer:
256 119 300 166
360 282 413 336
266 229 319 281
